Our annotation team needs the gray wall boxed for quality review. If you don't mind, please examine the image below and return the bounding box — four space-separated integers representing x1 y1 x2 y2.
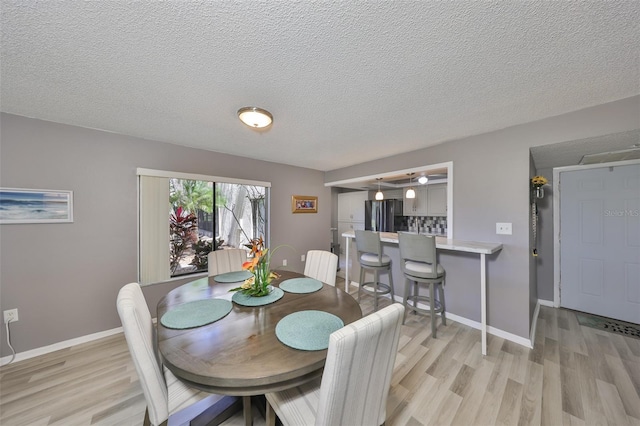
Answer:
1 96 637 355
534 167 555 302
0 113 331 356
529 154 538 327
326 95 640 339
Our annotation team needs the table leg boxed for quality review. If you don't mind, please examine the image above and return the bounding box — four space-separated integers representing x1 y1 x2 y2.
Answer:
480 253 487 356
344 236 350 293
243 395 252 426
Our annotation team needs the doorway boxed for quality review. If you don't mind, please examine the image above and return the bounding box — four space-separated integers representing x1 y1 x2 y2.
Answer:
555 161 640 324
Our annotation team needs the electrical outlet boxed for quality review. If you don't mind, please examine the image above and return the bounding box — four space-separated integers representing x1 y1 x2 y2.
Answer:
282 259 287 266
4 309 18 323
496 222 513 235
301 254 306 262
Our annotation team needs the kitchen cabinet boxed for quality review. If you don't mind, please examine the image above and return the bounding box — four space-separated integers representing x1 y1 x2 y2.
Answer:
403 184 447 217
337 191 368 261
427 183 447 216
338 191 368 222
403 186 428 216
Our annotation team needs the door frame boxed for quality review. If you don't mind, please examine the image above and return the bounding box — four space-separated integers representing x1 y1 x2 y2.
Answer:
552 158 640 307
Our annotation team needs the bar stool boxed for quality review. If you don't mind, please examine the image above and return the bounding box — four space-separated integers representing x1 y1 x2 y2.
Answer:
355 230 394 311
398 232 446 337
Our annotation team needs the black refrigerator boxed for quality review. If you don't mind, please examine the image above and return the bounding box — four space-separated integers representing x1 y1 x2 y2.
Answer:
364 199 404 232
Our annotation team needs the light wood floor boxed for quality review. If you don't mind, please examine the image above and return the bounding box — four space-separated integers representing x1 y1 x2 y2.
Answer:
1 279 639 426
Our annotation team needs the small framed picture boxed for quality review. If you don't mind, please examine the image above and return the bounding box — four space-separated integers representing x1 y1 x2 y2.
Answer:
0 188 74 224
291 195 318 213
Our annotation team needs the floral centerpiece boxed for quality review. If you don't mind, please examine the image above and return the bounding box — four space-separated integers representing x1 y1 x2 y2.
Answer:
531 175 548 199
230 237 280 297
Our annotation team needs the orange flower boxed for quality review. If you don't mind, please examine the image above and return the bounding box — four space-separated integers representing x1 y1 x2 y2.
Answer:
242 239 269 272
248 236 264 256
242 260 255 271
230 236 291 296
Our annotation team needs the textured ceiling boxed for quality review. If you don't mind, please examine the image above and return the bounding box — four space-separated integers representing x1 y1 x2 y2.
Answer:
531 130 640 170
1 2 639 171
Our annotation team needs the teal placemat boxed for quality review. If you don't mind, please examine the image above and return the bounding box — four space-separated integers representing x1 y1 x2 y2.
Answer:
279 277 323 294
160 299 232 329
214 270 253 283
276 310 344 351
232 287 284 307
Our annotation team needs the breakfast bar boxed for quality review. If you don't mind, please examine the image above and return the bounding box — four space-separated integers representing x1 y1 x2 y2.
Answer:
342 231 502 355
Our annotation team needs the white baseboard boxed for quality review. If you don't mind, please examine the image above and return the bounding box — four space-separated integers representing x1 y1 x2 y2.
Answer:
529 299 556 348
2 286 540 365
529 300 542 348
444 309 533 349
1 326 123 366
347 280 533 350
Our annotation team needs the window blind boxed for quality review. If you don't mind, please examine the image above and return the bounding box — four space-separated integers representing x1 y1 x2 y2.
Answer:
139 176 170 285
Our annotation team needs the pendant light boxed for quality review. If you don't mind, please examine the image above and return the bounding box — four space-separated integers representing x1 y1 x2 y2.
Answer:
375 178 384 200
418 175 428 185
405 173 416 199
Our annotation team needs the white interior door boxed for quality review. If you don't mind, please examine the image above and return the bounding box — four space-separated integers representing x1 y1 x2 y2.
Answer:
560 163 640 324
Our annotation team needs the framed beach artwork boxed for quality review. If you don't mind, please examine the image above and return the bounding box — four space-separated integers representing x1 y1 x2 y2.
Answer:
0 188 74 224
291 195 318 213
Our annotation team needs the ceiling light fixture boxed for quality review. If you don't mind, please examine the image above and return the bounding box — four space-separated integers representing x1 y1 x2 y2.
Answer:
375 178 384 200
418 176 428 185
237 107 273 128
406 173 416 199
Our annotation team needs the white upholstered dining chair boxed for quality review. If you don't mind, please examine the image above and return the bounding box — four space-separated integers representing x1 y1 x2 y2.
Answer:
117 283 225 426
207 248 247 276
265 303 404 426
303 250 339 286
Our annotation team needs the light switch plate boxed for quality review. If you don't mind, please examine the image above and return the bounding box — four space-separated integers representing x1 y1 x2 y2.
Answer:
496 222 512 235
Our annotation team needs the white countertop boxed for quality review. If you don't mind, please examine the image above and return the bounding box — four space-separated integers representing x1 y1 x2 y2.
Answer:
341 231 503 255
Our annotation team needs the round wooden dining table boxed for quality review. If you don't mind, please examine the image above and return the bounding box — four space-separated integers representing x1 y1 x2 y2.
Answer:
157 270 363 398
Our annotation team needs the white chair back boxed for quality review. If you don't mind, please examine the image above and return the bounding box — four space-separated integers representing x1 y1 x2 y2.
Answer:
117 283 169 426
304 250 338 286
208 249 247 276
315 303 404 426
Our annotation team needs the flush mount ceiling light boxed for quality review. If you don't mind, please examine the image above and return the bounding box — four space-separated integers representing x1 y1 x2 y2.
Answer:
237 107 273 128
375 178 384 200
405 173 416 199
418 176 429 185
